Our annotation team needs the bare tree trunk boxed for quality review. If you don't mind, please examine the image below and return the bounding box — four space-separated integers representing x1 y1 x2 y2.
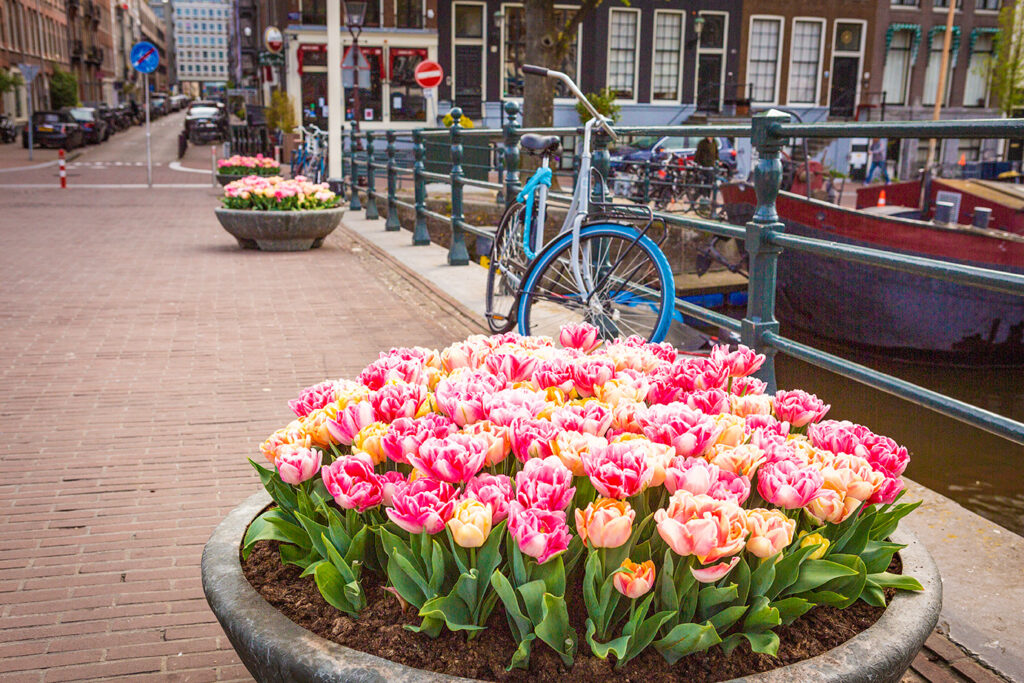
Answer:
522 0 557 129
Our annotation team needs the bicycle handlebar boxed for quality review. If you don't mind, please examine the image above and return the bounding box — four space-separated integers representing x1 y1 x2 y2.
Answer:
521 64 618 142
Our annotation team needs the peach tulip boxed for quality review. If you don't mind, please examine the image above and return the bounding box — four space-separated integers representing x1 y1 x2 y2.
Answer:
575 498 635 549
655 492 748 564
745 508 796 559
613 559 655 598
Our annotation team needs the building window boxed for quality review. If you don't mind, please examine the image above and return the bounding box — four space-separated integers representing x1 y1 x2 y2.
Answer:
922 30 954 105
608 9 639 100
396 0 423 29
502 5 579 99
788 19 823 104
976 0 1000 9
454 4 483 38
882 29 913 105
933 0 963 7
963 33 994 106
651 12 683 100
390 47 427 121
748 18 782 103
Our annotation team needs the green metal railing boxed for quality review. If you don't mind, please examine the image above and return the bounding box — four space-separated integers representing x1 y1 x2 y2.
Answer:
328 106 1024 446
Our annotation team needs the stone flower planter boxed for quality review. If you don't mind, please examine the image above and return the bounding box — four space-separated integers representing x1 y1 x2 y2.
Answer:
202 491 942 683
217 172 280 187
214 207 345 251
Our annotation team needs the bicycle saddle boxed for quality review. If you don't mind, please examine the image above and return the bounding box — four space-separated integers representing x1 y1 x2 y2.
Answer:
520 133 561 157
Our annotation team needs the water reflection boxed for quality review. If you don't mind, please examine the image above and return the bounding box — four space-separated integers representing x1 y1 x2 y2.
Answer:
772 334 1024 536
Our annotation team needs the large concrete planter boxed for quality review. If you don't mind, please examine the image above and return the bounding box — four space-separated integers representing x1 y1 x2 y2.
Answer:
202 491 942 683
214 207 345 251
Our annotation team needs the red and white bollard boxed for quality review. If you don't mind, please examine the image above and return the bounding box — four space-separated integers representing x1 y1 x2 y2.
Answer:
59 149 66 189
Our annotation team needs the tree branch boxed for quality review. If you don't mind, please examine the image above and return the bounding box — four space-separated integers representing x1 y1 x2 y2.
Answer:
555 0 605 60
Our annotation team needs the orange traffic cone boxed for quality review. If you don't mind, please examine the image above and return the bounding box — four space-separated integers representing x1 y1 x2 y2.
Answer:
958 153 967 166
877 189 887 207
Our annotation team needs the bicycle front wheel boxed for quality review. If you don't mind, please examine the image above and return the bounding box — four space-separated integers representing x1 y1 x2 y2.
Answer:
517 223 675 343
485 201 529 334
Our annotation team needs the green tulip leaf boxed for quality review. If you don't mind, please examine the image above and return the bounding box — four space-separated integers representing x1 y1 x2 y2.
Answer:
653 621 721 665
867 572 923 592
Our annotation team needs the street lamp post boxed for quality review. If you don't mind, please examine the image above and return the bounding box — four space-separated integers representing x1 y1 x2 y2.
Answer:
345 1 367 135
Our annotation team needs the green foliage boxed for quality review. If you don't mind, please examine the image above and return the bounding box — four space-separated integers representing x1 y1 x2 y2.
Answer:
0 67 24 95
266 90 296 134
49 67 79 109
989 5 1024 116
576 87 621 126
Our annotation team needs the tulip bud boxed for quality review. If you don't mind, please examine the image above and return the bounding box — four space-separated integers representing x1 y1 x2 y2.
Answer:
799 532 830 560
448 499 493 548
612 559 655 598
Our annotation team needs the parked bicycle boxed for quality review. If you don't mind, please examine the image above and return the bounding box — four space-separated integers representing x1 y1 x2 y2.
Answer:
291 124 328 183
485 66 676 342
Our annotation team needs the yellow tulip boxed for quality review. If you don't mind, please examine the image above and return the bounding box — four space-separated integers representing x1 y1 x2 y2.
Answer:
448 499 493 548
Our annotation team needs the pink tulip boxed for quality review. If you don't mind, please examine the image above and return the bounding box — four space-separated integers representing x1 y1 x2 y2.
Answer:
507 502 571 564
533 357 577 396
326 400 376 445
869 475 905 505
745 508 796 559
370 382 428 422
509 417 561 462
559 322 602 352
710 344 766 378
321 452 382 511
639 404 721 458
574 498 635 548
288 380 338 418
408 433 487 484
732 376 768 396
550 401 613 436
380 414 458 465
515 456 576 511
260 420 310 463
663 456 719 496
583 440 654 499
757 459 824 509
654 492 748 563
706 470 751 505
646 367 688 405
685 388 731 416
378 471 407 507
386 478 460 534
572 358 617 398
746 416 791 451
810 422 910 479
434 378 491 427
731 393 774 418
485 387 548 426
822 453 885 503
274 445 322 485
484 350 539 383
773 390 830 428
691 556 741 583
609 400 645 435
358 356 428 390
673 356 730 392
464 473 513 524
613 559 656 597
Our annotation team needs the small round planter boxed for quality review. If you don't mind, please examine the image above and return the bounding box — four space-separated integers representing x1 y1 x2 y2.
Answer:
202 491 942 683
217 171 280 186
214 207 345 251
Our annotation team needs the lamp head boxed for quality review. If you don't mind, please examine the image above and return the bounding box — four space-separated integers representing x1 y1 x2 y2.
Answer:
345 1 367 28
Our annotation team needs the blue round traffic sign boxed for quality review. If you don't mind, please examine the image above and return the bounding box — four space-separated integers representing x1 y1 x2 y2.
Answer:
130 41 160 74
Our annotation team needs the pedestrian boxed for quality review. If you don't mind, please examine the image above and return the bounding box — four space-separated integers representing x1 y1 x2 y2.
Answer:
695 136 719 197
867 137 889 184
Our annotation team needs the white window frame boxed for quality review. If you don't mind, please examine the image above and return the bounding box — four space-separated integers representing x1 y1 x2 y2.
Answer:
498 2 583 103
786 17 825 105
746 15 784 105
962 32 994 107
975 0 1001 14
881 28 914 106
826 19 867 112
606 7 642 103
693 11 729 106
649 9 685 104
451 1 487 109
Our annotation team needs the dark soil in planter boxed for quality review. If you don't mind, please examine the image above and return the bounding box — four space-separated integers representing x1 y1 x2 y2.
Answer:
242 539 899 682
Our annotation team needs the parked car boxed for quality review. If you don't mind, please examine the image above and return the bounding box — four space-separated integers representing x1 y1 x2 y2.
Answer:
169 94 190 111
184 103 227 144
611 135 736 172
151 96 168 117
83 102 122 133
64 107 110 144
21 111 85 149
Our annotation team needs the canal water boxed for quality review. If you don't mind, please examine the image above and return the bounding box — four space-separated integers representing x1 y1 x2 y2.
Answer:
771 332 1024 537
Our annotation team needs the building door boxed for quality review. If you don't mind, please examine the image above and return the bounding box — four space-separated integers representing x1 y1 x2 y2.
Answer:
454 45 483 118
696 54 723 112
829 56 858 118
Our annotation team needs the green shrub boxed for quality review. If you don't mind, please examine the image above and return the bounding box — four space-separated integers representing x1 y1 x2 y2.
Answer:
266 90 296 134
576 87 620 126
49 67 79 109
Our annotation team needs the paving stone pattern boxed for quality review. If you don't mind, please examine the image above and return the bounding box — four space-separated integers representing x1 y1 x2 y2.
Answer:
0 188 481 681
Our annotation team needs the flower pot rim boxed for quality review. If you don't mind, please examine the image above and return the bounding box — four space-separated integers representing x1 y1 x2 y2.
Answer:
202 491 942 683
214 206 346 215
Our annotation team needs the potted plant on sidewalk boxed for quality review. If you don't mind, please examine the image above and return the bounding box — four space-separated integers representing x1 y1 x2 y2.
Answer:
214 175 345 251
203 329 941 682
217 154 281 186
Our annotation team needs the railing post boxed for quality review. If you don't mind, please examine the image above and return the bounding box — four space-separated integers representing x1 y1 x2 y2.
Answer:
495 141 505 206
503 101 521 210
349 128 362 211
364 131 380 220
642 161 651 204
447 108 470 266
385 130 401 231
741 109 790 392
412 129 430 245
592 131 610 203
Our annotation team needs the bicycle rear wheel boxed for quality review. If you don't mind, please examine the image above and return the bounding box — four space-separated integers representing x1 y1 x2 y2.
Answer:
485 201 529 334
517 223 675 343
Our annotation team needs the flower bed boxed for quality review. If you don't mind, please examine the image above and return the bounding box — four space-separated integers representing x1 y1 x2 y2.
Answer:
217 154 281 177
240 325 925 676
221 176 339 211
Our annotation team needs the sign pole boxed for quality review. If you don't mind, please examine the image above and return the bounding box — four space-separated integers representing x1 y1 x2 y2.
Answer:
145 72 152 188
326 0 342 179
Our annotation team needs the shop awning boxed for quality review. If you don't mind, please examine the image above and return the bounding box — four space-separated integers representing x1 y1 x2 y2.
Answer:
927 25 962 63
969 27 998 53
886 24 922 62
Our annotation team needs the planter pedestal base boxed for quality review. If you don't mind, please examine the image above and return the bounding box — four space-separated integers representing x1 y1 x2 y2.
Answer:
215 208 345 252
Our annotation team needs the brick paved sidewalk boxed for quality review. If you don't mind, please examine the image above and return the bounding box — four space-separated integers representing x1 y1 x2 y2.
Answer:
0 188 482 681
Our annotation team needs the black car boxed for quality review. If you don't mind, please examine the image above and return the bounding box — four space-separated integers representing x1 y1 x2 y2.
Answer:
184 103 226 144
21 111 85 149
83 102 122 133
64 107 110 144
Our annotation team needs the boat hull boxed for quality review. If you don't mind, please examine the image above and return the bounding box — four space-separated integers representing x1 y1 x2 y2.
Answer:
721 184 1024 363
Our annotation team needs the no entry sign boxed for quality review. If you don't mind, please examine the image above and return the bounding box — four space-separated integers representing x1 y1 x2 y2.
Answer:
414 60 443 89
